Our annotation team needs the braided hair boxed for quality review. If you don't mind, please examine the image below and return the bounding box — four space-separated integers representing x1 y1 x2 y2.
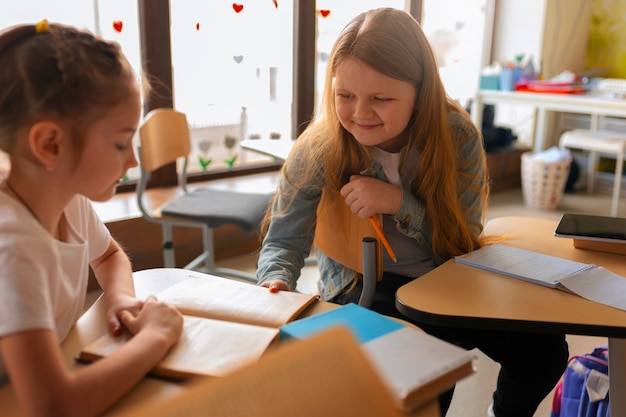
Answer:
0 21 140 156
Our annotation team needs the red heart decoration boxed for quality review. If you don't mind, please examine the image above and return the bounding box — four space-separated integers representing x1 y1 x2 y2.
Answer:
319 9 330 18
112 20 123 33
196 22 200 31
232 3 244 13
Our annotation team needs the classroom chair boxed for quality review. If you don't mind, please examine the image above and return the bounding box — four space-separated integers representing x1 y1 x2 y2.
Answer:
313 188 382 307
136 108 273 282
559 129 626 217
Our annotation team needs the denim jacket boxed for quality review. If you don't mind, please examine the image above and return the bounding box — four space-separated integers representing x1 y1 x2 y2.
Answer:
257 111 485 300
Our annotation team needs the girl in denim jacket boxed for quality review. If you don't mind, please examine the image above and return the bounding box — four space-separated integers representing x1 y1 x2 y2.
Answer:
257 8 568 417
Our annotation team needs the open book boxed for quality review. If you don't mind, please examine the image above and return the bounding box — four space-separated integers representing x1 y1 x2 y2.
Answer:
456 244 626 311
279 303 475 412
77 275 317 379
109 327 415 417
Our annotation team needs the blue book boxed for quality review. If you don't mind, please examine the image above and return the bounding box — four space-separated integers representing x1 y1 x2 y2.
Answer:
280 303 475 412
280 303 403 343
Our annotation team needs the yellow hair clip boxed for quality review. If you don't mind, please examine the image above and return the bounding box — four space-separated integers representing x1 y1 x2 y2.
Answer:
35 19 49 33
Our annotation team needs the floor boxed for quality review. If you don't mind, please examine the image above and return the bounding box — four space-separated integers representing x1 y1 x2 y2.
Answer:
85 186 619 417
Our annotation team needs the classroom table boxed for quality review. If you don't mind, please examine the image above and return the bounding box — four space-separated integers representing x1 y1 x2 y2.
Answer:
241 137 296 161
0 268 442 417
396 216 626 416
470 90 626 152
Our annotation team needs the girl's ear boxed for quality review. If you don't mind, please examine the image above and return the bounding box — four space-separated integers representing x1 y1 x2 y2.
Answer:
28 121 65 170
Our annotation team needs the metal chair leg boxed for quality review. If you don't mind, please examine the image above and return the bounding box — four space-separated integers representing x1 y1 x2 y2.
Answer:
358 237 377 308
162 224 176 268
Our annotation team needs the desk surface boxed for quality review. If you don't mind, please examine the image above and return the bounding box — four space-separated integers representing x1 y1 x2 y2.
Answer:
1 268 441 417
0 269 334 416
396 216 626 338
241 137 296 161
471 90 626 152
476 90 626 115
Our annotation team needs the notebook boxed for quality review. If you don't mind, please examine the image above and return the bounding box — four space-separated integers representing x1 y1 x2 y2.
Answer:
455 243 592 289
455 244 626 311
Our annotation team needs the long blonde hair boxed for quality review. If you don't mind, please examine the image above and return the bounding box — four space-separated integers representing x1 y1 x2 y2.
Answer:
264 8 489 260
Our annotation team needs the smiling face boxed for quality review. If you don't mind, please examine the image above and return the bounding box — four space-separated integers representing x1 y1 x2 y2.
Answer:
334 57 417 153
67 87 141 202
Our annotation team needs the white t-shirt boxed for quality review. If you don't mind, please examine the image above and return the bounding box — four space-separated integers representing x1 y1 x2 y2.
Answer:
370 146 437 277
0 192 111 382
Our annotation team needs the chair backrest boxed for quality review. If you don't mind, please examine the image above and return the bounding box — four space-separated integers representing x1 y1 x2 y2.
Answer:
136 108 193 216
314 187 383 306
138 108 192 173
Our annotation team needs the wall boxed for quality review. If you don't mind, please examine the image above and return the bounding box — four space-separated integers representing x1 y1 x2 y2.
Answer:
491 0 545 72
541 0 592 79
489 0 592 149
491 0 591 79
587 0 626 78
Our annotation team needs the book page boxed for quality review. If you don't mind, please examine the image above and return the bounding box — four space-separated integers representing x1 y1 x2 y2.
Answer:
280 303 475 412
79 315 278 379
156 275 316 328
109 327 408 417
363 326 474 411
559 266 626 311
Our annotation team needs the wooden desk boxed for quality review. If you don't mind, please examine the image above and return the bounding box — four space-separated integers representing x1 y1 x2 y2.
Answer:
396 216 626 416
471 90 626 152
0 269 333 416
0 268 440 417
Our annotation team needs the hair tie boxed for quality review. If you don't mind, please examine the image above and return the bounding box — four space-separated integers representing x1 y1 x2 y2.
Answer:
35 19 49 33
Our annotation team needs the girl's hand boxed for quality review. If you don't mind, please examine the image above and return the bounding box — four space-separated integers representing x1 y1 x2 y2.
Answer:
119 296 183 347
260 279 290 293
105 293 144 337
340 175 402 218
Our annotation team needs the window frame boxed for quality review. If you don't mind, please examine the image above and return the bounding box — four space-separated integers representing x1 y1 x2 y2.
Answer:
130 0 422 192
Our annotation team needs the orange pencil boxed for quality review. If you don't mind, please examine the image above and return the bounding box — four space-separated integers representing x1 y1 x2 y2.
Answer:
368 216 397 263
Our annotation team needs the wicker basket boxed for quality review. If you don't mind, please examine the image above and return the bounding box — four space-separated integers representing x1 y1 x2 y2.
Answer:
521 152 571 209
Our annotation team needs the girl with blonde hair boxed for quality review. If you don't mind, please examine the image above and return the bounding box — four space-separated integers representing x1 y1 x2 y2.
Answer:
257 8 567 417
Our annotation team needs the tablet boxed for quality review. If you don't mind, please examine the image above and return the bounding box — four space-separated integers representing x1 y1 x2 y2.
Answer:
554 213 626 242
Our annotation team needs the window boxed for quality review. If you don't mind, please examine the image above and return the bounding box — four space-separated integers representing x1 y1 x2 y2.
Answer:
0 1 141 74
170 1 294 174
421 0 493 108
3 2 491 189
310 1 489 117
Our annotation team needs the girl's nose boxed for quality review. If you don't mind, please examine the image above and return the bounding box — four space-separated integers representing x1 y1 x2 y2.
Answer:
127 148 139 169
353 99 373 118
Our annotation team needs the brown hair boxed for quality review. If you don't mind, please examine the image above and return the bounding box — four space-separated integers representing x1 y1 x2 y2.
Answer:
0 22 140 156
265 8 489 259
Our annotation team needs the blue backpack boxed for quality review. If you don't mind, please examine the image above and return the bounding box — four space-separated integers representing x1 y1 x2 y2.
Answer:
551 346 610 417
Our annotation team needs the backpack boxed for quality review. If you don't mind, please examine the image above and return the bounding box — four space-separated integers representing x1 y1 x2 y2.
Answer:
551 346 610 417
